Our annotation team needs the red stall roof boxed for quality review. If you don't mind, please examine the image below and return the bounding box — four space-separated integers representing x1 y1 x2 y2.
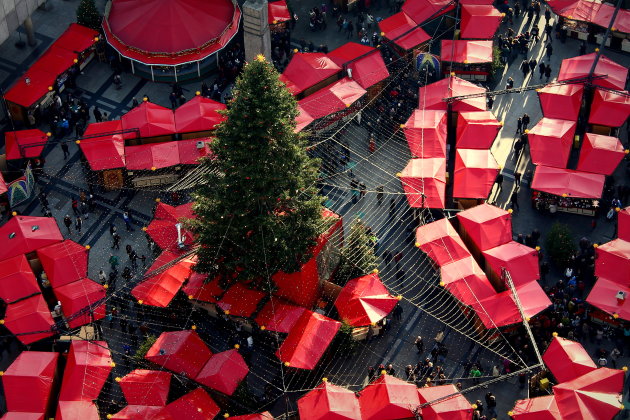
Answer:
54 24 98 54
515 281 552 319
419 76 487 112
56 401 99 420
483 241 539 287
29 46 77 78
531 165 605 198
328 43 389 89
298 381 361 420
453 149 499 199
415 218 470 266
439 256 497 306
404 109 448 158
471 291 521 328
511 395 562 420
80 120 126 170
543 336 598 383
59 340 113 402
0 254 40 304
103 0 241 66
528 118 576 168
0 172 6 195
619 207 630 242
577 133 625 175
402 0 454 24
457 203 512 252
182 272 223 303
145 330 212 378
589 88 630 128
595 238 630 284
3 69 57 108
216 283 266 318
268 0 291 24
0 414 44 420
295 105 315 132
174 96 226 133
359 374 421 420
456 111 501 149
178 138 213 165
378 12 431 50
460 4 502 39
276 311 341 370
335 273 398 327
587 276 630 321
119 370 171 406
549 0 630 34
54 278 106 329
5 129 49 161
4 295 54 345
122 102 176 138
537 83 584 121
441 40 493 63
132 254 195 307
255 298 306 333
125 142 180 170
417 384 473 420
558 53 628 90
399 158 447 209
146 204 195 250
2 351 58 413
111 405 172 420
195 349 249 396
591 4 630 34
37 240 88 288
298 77 366 120
280 53 341 95
0 216 62 262
165 388 220 420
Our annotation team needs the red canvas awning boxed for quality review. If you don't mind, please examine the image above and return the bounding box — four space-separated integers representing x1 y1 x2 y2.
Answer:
471 291 521 328
110 406 172 420
415 218 471 266
59 340 112 402
537 84 584 121
543 336 598 383
0 254 40 304
359 374 421 420
268 0 291 24
146 202 195 250
56 401 99 420
276 311 341 370
165 388 220 420
549 0 630 34
417 384 473 420
456 111 501 149
29 46 77 78
54 278 106 329
402 0 454 24
511 395 562 420
255 298 306 333
132 253 195 307
2 352 58 413
588 88 630 128
80 120 126 170
295 105 315 132
591 3 630 34
298 77 366 120
54 23 98 54
577 133 625 175
182 272 224 303
404 109 448 158
515 281 552 319
328 43 389 89
146 330 212 378
3 69 56 108
298 381 361 420
195 349 249 396
441 40 493 63
558 53 628 90
586 276 630 321
177 139 212 165
453 149 499 199
103 0 241 66
528 118 576 168
4 295 54 345
460 4 502 39
531 165 605 198
456 203 512 251
125 142 181 170
174 96 226 133
119 370 172 406
37 240 88 288
279 53 341 95
619 207 630 242
399 158 447 209
483 241 539 287
217 283 266 318
0 216 62 262
595 238 630 284
0 413 45 420
5 129 49 160
439 256 497 306
419 76 487 112
335 273 398 327
122 102 176 138
378 12 431 50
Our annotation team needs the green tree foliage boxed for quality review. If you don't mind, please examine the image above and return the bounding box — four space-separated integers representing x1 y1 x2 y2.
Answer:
76 0 102 31
545 222 577 267
190 56 323 286
133 334 156 362
331 321 360 355
335 218 378 285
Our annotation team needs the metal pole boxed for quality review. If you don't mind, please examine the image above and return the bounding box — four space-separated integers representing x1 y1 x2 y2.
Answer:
150 65 155 82
174 66 178 83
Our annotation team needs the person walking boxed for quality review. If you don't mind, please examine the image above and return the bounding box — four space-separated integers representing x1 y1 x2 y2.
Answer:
346 21 354 39
92 106 103 123
579 40 586 55
109 254 119 272
539 61 546 79
514 171 521 186
470 366 482 384
513 137 523 162
122 211 133 231
415 336 424 353
494 173 504 195
75 216 82 234
516 117 523 134
511 190 520 211
522 113 530 131
486 392 498 418
61 142 69 159
544 6 551 23
520 59 530 79
487 95 494 109
545 42 553 59
529 57 537 73
545 64 552 81
112 232 121 250
71 198 80 216
63 215 72 233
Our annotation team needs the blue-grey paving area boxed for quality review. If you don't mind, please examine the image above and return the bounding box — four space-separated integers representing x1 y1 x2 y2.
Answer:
0 0 628 418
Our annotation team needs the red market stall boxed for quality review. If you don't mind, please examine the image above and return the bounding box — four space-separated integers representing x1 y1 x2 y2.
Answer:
58 340 113 402
528 118 577 168
0 216 62 261
588 88 630 128
415 218 471 266
542 336 598 383
55 24 99 57
456 111 501 149
132 253 195 307
576 133 625 175
295 105 315 132
145 330 212 378
471 291 521 329
537 83 584 121
56 401 99 420
298 77 366 121
459 4 502 39
0 254 41 303
452 149 499 200
268 1 291 24
146 202 196 250
4 295 54 344
549 0 630 34
79 121 126 174
165 388 220 420
29 46 77 80
515 281 552 318
121 102 176 141
0 414 45 420
119 370 171 406
531 165 605 199
378 12 431 51
298 380 361 420
3 70 57 122
5 129 50 161
174 96 226 136
216 283 266 318
402 0 454 25
417 384 474 420
594 238 630 283
182 272 224 304
195 349 249 396
511 395 562 420
358 374 421 420
558 53 628 91
399 158 447 209
440 40 493 80
483 241 539 287
439 256 497 306
255 298 306 333
2 351 59 413
328 43 390 90
456 203 512 252
418 76 487 113
334 273 398 327
404 109 448 158
279 53 341 96
586 276 630 321
125 142 181 170
276 311 341 370
37 240 88 288
54 278 106 329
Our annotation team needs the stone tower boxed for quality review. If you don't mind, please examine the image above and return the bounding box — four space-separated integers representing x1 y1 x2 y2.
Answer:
242 0 272 63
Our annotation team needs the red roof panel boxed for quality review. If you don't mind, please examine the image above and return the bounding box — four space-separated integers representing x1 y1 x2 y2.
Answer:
280 53 341 95
54 278 106 329
37 240 88 288
586 276 630 321
132 254 194 307
415 218 471 266
0 216 62 261
378 12 431 50
145 330 212 378
471 291 522 328
110 405 173 420
268 0 291 24
0 254 41 304
335 273 398 326
577 133 625 175
511 395 562 420
460 4 502 39
80 120 126 170
483 241 540 287
195 349 249 395
2 351 58 412
59 340 113 402
419 76 486 112
125 142 181 170
537 83 584 121
255 298 306 333
456 111 501 149
121 102 176 138
399 158 447 209
402 0 454 24
54 24 98 54
594 238 630 284
165 388 220 420
404 109 448 158
543 336 598 383
528 118 576 168
216 283 266 318
29 46 77 77
359 374 421 420
440 256 497 305
456 203 512 251
4 295 55 344
417 384 473 419
119 369 172 406
588 88 630 128
441 40 493 63
56 401 99 420
5 129 49 160
452 149 499 199
298 77 366 120
174 96 226 133
558 53 628 90
182 272 225 303
3 70 57 108
532 165 605 198
298 381 361 420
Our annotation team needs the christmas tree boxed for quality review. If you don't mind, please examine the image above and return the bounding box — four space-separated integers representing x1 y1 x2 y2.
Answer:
76 0 102 32
191 55 324 286
335 219 378 284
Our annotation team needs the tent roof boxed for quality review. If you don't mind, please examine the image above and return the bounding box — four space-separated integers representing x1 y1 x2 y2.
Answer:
543 336 598 383
404 109 448 158
59 340 113 402
179 139 212 165
146 215 195 251
276 311 341 370
558 53 628 90
56 401 99 420
456 203 512 252
132 254 194 307
0 254 40 304
298 381 362 420
453 149 499 199
417 384 473 419
471 291 522 328
195 349 249 396
174 96 226 133
619 207 630 242
295 105 315 132
3 69 57 108
528 118 577 168
122 102 176 138
483 241 540 287
165 388 220 420
591 3 630 34
29 46 77 78
5 129 49 161
280 53 341 95
378 12 431 50
586 276 630 321
531 165 605 198
146 330 212 378
359 374 421 420
268 0 291 24
588 88 630 128
4 295 54 345
255 298 306 333
511 395 562 420
441 40 493 63
328 43 390 89
80 120 126 170
576 132 625 175
400 158 447 209
402 0 454 24
3 351 58 413
595 239 630 285
456 111 501 149
419 76 487 112
460 4 502 39
515 281 552 319
182 272 224 303
125 142 181 170
216 283 266 318
0 413 44 420
54 23 98 54
54 278 107 329
439 256 497 306
103 0 240 66
335 273 398 326
415 218 471 266
298 77 366 120
119 369 172 406
549 0 630 34
37 240 88 288
537 83 584 121
0 216 62 262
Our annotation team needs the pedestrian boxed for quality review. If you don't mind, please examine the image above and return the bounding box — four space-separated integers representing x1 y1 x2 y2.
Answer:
110 223 117 236
346 21 354 39
539 61 546 79
63 215 72 233
529 57 537 73
131 97 139 107
130 250 138 269
109 254 119 272
140 254 147 267
386 364 395 376
92 106 102 122
61 142 69 159
71 198 80 215
545 42 553 58
495 173 504 193
376 186 384 205
475 400 484 416
368 134 376 154
522 113 530 131
414 336 424 353
513 137 523 162
514 171 521 186
545 22 553 40
108 272 117 289
112 232 121 250
610 347 621 368
544 64 552 81
598 355 607 366
506 77 514 89
393 303 403 320
520 59 530 79
487 95 494 110
516 117 523 134
544 6 551 23
470 366 481 384
75 216 82 234
122 211 133 231
511 190 520 211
